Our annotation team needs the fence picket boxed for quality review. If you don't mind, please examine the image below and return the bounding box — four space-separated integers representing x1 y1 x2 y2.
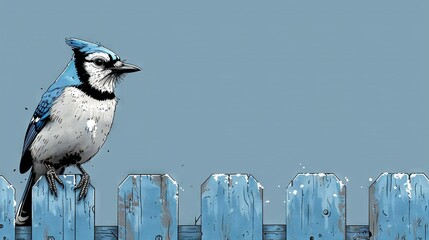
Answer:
201 174 263 240
0 176 15 240
32 175 95 240
286 173 346 240
369 173 429 240
118 174 179 240
1 171 428 239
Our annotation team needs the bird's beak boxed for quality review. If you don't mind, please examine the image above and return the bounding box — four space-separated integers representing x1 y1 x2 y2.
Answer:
109 61 141 73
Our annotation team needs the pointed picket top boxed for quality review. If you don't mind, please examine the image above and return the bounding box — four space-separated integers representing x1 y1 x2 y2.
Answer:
0 176 15 240
286 173 346 240
118 174 179 240
32 175 95 240
201 173 263 240
369 173 429 240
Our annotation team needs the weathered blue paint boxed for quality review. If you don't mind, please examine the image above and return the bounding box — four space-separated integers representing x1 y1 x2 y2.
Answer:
32 175 95 240
15 224 376 240
15 224 378 240
346 225 371 240
286 173 346 240
179 225 201 240
263 225 286 240
0 176 15 240
370 173 429 240
94 226 118 240
3 171 429 239
201 174 263 240
117 174 179 240
15 226 31 240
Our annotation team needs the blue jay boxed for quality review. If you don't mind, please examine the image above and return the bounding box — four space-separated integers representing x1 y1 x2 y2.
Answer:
16 38 141 225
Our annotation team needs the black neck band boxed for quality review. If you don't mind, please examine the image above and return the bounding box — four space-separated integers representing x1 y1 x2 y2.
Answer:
76 84 115 101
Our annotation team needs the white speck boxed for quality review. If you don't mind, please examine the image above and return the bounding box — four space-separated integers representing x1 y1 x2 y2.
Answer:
277 185 281 188
86 119 97 137
32 117 40 123
292 190 298 195
235 181 238 185
360 186 363 189
333 193 338 197
344 177 349 182
302 166 306 169
300 184 304 188
404 179 412 198
244 175 249 183
393 173 407 179
213 174 225 181
265 200 270 203
393 186 397 189
369 178 373 182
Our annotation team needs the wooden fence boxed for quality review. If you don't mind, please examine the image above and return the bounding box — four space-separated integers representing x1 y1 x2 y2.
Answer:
0 172 428 240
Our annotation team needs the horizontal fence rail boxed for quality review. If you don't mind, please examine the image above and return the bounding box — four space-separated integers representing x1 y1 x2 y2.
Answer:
0 172 428 240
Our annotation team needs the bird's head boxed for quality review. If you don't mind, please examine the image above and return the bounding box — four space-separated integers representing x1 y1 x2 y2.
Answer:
66 38 141 93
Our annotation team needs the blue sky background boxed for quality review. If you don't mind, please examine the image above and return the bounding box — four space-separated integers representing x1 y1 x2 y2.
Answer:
1 1 428 225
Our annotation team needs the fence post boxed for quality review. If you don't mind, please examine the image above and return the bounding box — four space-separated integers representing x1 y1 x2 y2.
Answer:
118 174 179 240
369 173 429 240
0 176 15 240
32 175 95 240
286 173 346 240
201 173 263 240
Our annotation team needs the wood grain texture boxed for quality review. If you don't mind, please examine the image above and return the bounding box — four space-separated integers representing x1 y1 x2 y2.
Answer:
15 225 374 240
118 174 178 240
286 173 346 240
32 175 95 240
201 174 263 240
370 173 429 240
0 176 15 240
5 172 429 239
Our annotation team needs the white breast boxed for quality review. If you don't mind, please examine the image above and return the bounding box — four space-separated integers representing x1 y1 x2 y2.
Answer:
30 87 117 169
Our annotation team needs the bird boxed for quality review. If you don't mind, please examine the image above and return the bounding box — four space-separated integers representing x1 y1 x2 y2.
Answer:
15 38 141 226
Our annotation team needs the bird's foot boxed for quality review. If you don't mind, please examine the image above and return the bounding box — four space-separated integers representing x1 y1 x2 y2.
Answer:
75 173 90 200
45 165 64 197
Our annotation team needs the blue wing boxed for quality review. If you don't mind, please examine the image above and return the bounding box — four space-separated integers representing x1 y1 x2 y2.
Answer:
20 58 82 173
19 87 65 173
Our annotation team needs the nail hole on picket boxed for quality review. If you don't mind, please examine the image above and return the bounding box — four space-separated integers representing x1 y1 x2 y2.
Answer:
323 209 329 215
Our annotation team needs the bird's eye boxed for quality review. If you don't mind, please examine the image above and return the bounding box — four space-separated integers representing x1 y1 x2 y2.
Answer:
93 58 105 66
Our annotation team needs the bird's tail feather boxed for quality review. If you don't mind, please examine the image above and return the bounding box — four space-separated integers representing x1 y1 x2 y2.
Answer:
15 171 35 226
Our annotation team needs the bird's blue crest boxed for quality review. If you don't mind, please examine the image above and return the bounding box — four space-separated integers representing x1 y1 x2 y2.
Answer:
65 38 120 61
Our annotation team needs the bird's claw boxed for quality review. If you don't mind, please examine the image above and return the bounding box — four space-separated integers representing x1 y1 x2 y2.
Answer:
75 173 90 200
46 166 64 197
